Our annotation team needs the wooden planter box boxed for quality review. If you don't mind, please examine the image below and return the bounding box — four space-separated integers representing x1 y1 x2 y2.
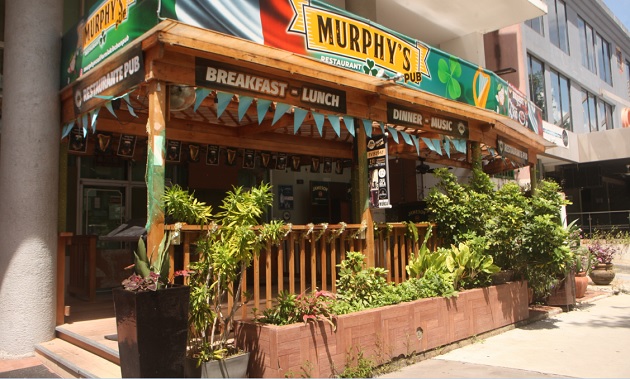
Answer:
236 281 529 378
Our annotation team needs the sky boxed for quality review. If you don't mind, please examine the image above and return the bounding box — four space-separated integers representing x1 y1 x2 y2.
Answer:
602 0 630 31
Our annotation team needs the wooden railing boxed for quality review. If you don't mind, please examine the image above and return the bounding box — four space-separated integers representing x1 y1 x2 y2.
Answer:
166 222 436 316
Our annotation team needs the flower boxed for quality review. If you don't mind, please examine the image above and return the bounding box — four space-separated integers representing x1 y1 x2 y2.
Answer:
587 241 618 265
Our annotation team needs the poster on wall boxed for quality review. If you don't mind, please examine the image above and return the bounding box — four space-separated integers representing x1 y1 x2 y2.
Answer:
117 134 136 158
278 185 294 210
188 144 200 162
276 153 287 170
335 159 344 175
310 157 321 173
291 155 301 172
323 157 332 173
226 148 237 166
260 151 272 168
311 181 329 205
68 126 88 153
166 140 181 162
206 145 219 165
367 134 391 208
96 133 112 154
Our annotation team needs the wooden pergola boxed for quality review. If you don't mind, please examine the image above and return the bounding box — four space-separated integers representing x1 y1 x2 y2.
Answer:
60 20 549 256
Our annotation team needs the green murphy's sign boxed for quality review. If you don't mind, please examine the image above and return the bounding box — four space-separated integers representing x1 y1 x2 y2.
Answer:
61 0 543 137
61 0 160 88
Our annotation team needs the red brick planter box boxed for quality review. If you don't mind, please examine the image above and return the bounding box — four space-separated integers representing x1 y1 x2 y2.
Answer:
236 281 529 378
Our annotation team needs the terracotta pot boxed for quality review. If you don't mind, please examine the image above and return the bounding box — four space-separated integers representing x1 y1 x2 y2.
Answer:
589 263 615 285
575 272 589 298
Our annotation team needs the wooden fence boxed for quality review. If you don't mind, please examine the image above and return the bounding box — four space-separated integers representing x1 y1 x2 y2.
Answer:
166 222 436 315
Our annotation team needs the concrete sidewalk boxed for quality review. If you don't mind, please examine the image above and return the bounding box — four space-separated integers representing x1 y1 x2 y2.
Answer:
379 292 630 379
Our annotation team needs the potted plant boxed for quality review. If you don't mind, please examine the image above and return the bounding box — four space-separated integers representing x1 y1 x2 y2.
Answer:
113 233 190 378
165 183 285 378
587 241 617 285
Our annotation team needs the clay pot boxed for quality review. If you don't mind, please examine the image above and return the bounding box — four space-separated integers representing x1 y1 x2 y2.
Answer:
589 263 615 285
575 271 589 298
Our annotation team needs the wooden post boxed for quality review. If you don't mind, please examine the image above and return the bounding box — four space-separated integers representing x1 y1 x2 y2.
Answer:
354 124 375 266
56 232 73 326
471 141 482 171
146 80 166 258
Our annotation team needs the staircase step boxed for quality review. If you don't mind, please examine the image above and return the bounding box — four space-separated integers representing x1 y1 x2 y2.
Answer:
55 324 119 365
35 339 121 378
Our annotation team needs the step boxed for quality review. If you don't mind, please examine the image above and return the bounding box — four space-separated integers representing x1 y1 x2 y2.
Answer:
55 324 119 365
35 339 121 378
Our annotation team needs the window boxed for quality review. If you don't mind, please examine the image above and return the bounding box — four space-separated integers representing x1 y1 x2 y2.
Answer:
597 100 614 130
549 0 569 53
528 55 547 120
582 89 597 132
596 33 612 85
578 17 596 72
550 69 572 130
525 16 544 36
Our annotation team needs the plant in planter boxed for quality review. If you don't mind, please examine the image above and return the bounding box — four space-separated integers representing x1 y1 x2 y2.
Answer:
113 233 190 378
587 241 618 285
170 183 285 377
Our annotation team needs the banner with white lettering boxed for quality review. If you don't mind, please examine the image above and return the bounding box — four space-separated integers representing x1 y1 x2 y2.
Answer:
367 134 391 209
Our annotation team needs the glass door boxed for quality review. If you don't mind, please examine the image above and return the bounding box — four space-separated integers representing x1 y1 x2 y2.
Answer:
83 186 125 248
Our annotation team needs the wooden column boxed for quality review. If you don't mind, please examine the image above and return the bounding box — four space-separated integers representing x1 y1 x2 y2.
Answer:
146 80 166 257
471 141 482 171
353 124 375 266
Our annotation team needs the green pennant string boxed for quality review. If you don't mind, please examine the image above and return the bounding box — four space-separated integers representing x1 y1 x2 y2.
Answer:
401 131 413 145
273 102 291 125
488 147 497 156
95 95 114 100
432 138 442 155
81 113 89 137
453 139 467 154
216 91 233 118
256 99 272 125
343 116 355 137
312 111 325 136
362 119 372 137
238 96 254 121
104 100 117 118
387 126 399 144
328 115 341 137
294 108 308 133
89 107 100 134
61 121 75 139
379 122 386 134
411 135 420 155
194 88 212 112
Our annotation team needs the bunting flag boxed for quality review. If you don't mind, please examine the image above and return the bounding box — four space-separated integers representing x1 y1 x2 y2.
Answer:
387 126 399 144
194 88 212 112
238 96 254 121
488 147 497 156
312 111 325 136
343 115 355 137
81 113 89 137
216 91 233 118
328 115 341 137
89 107 100 134
379 122 386 134
401 131 413 145
411 135 420 155
272 102 291 125
294 107 308 133
121 93 137 118
422 137 437 153
104 100 117 118
432 138 442 155
443 137 451 158
362 119 372 137
256 99 272 124
61 121 75 140
452 139 467 154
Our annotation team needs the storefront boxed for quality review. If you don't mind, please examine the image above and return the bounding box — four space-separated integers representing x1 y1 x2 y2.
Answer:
59 0 549 296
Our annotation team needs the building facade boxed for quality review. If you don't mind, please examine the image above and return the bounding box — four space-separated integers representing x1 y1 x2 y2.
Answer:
485 0 630 233
0 0 548 358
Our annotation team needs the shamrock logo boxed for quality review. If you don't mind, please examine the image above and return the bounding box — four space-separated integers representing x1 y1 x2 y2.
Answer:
363 59 379 76
438 56 462 100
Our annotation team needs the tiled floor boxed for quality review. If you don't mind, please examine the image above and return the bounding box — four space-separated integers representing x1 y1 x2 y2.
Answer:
0 357 59 378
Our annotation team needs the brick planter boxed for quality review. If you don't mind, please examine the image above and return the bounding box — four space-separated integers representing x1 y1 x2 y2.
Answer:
236 281 529 378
